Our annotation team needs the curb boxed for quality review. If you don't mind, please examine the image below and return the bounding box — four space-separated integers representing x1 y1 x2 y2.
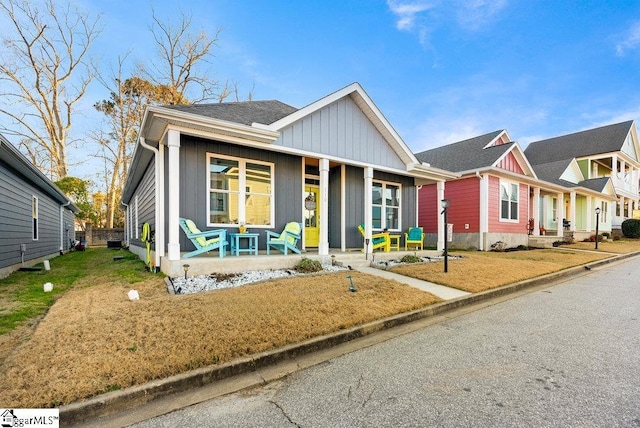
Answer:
60 251 639 426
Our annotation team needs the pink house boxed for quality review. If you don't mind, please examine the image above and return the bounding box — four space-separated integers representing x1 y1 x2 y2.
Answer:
416 131 554 250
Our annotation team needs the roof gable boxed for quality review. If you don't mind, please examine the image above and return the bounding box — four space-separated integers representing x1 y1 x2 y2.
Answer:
559 159 585 184
416 130 535 177
264 82 418 167
524 120 635 165
578 177 616 195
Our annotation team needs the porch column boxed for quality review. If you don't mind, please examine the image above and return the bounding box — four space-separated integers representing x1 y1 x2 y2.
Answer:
478 174 488 251
586 196 593 232
318 158 330 256
340 164 346 252
569 191 576 232
532 187 540 236
619 196 625 219
167 129 181 260
557 192 564 238
363 167 373 254
621 160 627 190
437 180 445 252
611 154 618 187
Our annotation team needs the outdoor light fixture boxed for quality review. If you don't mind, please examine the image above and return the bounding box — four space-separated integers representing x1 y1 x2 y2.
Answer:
441 199 450 273
347 275 356 292
365 238 370 260
595 207 601 250
182 264 190 280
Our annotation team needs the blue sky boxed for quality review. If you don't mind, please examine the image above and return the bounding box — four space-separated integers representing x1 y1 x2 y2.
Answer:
8 1 640 180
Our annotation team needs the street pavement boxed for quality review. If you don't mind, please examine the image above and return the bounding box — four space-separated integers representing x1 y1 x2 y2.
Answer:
131 257 640 427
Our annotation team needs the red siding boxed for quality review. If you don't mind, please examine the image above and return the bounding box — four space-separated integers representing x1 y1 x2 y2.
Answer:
488 176 528 233
418 178 480 233
497 152 524 174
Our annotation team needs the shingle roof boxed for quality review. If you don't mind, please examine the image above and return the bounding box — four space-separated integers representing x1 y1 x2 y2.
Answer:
165 100 298 126
578 177 611 193
524 120 633 165
415 130 512 172
528 159 575 186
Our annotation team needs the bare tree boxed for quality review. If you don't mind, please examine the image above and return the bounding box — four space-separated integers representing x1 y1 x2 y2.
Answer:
0 0 101 180
93 56 152 227
144 8 246 104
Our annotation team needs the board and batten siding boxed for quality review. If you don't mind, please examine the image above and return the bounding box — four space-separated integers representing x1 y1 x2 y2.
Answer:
177 136 302 251
344 165 365 248
276 96 406 171
0 161 65 269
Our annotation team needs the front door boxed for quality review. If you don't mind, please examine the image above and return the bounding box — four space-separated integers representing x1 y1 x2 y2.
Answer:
304 186 319 247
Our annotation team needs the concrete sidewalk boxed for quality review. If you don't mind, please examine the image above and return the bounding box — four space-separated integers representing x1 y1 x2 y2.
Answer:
356 266 470 300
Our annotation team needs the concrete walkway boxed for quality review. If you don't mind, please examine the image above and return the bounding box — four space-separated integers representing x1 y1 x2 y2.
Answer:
356 266 471 300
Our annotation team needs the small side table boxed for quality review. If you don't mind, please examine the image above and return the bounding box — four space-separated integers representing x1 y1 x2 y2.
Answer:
229 233 259 256
388 234 401 251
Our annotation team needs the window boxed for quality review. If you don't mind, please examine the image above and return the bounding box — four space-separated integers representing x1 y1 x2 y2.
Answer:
372 181 401 231
500 181 518 221
552 197 558 222
207 154 273 227
600 201 608 223
32 196 38 240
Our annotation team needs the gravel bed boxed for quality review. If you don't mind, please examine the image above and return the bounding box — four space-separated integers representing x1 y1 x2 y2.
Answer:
371 255 462 269
171 264 347 295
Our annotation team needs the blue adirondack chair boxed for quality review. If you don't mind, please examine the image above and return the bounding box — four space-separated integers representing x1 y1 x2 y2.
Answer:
179 218 228 258
404 227 424 251
266 222 302 255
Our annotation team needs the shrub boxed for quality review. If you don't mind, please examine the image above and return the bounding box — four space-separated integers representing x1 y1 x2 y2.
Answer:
294 258 323 273
552 240 563 247
613 235 621 241
621 219 640 238
400 254 422 263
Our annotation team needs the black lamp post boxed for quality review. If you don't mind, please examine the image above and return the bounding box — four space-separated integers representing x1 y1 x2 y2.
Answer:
595 207 601 250
441 199 450 273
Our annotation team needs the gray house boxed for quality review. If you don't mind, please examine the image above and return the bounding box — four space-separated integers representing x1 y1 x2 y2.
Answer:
0 134 77 278
121 83 457 276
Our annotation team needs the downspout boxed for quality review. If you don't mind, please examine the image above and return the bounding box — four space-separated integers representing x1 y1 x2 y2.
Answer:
139 137 163 271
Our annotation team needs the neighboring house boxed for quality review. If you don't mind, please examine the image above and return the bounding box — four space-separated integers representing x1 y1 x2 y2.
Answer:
415 130 615 250
121 83 457 275
0 134 78 279
524 120 637 234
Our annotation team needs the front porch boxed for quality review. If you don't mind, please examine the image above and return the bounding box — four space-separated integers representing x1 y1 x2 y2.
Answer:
160 248 442 277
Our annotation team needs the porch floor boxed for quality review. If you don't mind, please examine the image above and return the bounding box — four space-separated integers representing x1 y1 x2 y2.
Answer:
161 248 442 277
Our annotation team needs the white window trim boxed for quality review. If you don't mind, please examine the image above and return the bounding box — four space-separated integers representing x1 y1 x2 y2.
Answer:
134 195 139 239
372 180 402 232
206 153 275 228
499 180 519 223
32 195 39 241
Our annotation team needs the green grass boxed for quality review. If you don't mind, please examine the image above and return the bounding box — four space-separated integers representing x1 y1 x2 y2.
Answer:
0 248 150 335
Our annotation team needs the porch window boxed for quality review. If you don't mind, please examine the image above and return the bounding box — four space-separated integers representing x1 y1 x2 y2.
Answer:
600 201 608 223
552 198 557 222
32 196 39 240
207 154 273 227
372 181 401 231
500 181 518 221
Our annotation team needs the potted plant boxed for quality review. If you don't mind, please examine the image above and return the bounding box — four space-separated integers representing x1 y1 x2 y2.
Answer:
539 226 546 235
238 222 247 234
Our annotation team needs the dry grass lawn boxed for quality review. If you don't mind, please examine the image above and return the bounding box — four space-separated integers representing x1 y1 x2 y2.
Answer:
0 261 440 408
391 249 611 293
563 238 640 254
3 239 639 409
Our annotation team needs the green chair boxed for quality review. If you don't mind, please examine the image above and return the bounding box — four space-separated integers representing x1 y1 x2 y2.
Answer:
179 218 228 258
404 227 424 251
357 224 390 252
266 222 302 255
